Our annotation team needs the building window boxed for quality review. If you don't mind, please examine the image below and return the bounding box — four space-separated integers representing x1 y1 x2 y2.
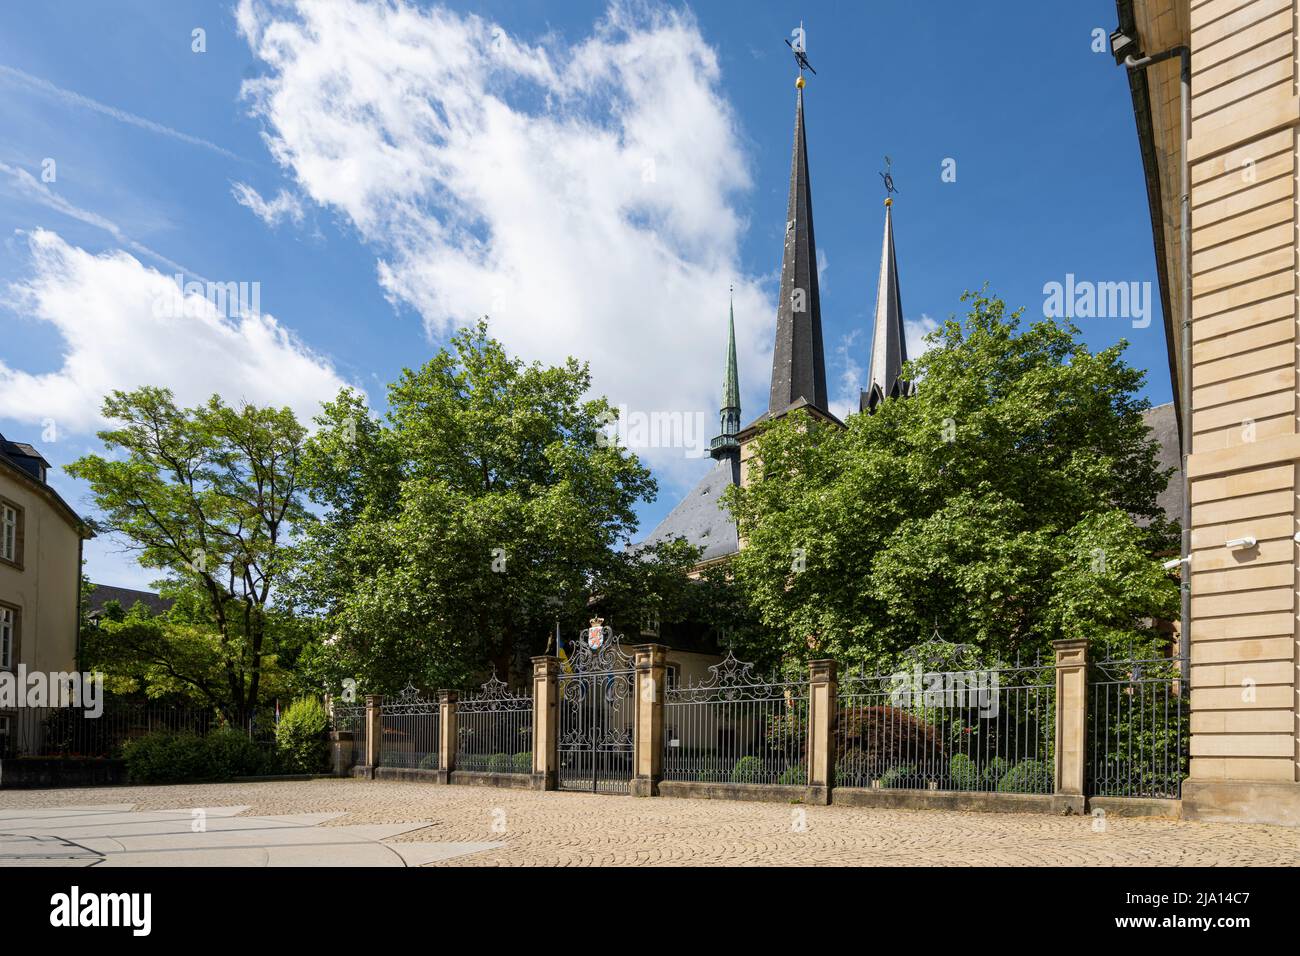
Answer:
0 502 17 564
0 715 10 757
0 605 14 669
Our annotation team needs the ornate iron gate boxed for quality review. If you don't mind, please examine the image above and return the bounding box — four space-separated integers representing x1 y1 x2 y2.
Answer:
557 621 635 793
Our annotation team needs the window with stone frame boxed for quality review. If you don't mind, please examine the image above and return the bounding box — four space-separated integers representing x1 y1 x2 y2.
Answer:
0 604 15 669
0 501 19 565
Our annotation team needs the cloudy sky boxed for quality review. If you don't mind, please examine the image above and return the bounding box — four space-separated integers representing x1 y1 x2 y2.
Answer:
0 0 1167 589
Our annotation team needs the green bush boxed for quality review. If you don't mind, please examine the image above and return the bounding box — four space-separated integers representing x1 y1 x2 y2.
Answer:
417 753 440 771
206 727 273 779
949 754 979 791
696 769 724 783
122 732 208 784
777 764 805 786
276 697 329 774
996 759 1052 794
487 752 513 773
123 729 272 784
835 747 871 786
879 764 916 789
512 751 532 774
730 755 765 783
982 756 1011 788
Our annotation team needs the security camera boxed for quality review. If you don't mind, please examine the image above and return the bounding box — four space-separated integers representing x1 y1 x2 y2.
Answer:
1162 556 1188 571
1225 536 1257 550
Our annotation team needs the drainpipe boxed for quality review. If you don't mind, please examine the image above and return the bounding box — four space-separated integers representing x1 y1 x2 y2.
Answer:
1123 46 1191 679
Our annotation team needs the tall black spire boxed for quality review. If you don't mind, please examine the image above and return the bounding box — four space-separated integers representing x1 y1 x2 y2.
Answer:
710 287 741 463
767 82 828 414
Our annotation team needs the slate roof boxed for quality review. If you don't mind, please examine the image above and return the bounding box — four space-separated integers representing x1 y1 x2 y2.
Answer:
1142 402 1183 526
640 457 740 563
768 86 828 415
88 584 174 619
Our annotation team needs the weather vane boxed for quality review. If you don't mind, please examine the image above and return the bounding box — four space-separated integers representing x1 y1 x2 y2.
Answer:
785 21 816 87
880 155 899 197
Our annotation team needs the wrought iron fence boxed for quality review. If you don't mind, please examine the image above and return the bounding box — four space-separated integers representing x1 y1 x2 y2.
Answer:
331 702 368 771
456 675 533 774
557 625 636 793
0 702 224 759
378 686 440 770
663 652 809 786
836 657 1055 793
1088 657 1189 799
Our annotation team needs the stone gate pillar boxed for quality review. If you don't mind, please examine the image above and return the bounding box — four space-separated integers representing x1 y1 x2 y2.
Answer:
1053 639 1088 814
631 644 667 797
364 693 382 777
438 689 458 783
531 656 559 791
806 659 837 805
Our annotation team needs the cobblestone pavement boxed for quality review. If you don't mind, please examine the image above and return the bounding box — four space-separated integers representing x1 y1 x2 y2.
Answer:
2 779 1297 866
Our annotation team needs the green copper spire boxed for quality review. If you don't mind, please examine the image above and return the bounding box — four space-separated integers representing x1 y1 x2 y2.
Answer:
710 286 742 462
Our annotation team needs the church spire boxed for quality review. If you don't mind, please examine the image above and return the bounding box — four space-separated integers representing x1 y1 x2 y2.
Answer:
767 78 828 415
861 195 911 412
710 287 741 462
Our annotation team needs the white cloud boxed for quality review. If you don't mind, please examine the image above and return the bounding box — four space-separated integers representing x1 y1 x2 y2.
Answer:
0 160 197 277
0 229 354 432
236 0 768 485
0 63 241 160
905 314 940 362
232 182 304 226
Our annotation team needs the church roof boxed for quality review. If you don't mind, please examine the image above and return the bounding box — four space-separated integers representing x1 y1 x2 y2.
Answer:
721 295 740 413
862 200 911 412
640 457 740 563
1141 402 1183 527
767 86 828 416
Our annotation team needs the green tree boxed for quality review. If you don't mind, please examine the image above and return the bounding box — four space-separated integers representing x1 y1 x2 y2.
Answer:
66 388 308 722
289 321 659 693
725 291 1178 668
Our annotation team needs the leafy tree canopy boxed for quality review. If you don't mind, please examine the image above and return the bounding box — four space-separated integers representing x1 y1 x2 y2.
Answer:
724 292 1178 669
289 321 663 692
67 388 308 721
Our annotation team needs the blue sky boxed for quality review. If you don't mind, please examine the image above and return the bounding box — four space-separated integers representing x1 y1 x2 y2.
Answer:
0 1 1167 590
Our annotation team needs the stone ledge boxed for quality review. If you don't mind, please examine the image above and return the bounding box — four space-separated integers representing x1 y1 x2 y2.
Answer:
1181 779 1300 827
656 780 810 804
1086 796 1180 819
448 770 540 790
373 767 449 784
831 787 1083 815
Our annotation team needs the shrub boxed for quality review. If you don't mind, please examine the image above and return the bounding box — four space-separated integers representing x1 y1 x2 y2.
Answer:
777 764 805 786
206 727 272 779
512 751 532 774
982 756 1011 788
879 763 916 789
838 706 944 771
836 747 872 786
487 752 513 773
697 769 724 783
276 697 329 774
122 732 207 784
949 753 979 791
417 753 440 771
730 755 765 783
997 759 1052 794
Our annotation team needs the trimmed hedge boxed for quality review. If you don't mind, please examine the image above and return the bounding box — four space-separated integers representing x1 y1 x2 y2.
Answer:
122 728 275 784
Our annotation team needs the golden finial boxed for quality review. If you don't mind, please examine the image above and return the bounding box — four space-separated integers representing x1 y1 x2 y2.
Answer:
884 197 892 207
795 74 805 89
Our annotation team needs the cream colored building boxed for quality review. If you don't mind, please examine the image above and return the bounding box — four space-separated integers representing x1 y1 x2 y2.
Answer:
0 434 93 693
1117 0 1300 824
